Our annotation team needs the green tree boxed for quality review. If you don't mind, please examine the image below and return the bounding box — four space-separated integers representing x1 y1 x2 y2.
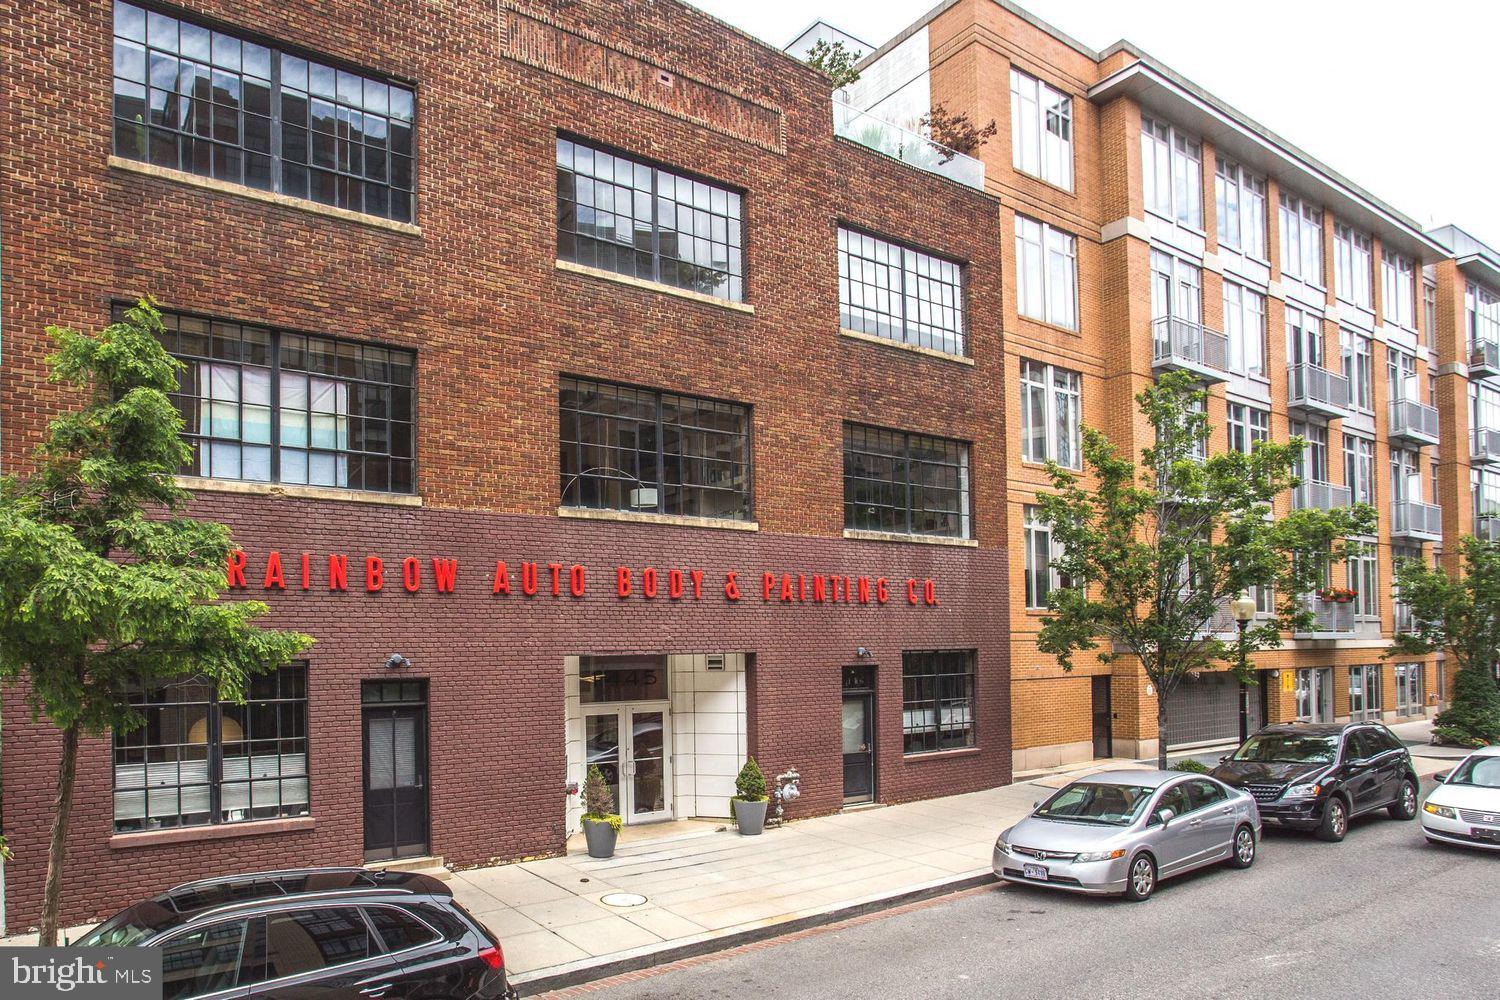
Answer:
1035 370 1376 768
0 300 312 944
805 39 863 89
1390 536 1500 746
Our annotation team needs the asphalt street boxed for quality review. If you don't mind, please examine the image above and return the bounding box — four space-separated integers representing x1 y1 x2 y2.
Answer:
565 778 1499 1000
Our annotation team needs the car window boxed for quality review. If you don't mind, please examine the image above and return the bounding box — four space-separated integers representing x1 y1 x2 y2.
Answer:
1376 728 1405 754
1153 784 1191 821
1186 779 1227 811
1448 755 1500 788
365 906 440 952
257 907 374 982
160 920 248 1000
1034 782 1156 825
1347 730 1381 760
1232 732 1338 763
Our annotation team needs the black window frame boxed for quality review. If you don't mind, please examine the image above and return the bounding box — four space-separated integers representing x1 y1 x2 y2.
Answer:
556 133 746 302
112 662 310 833
559 375 753 521
842 422 972 539
118 303 418 494
111 1 417 223
837 223 968 357
901 650 978 755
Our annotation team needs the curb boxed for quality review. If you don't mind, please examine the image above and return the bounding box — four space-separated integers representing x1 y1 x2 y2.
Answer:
512 870 998 996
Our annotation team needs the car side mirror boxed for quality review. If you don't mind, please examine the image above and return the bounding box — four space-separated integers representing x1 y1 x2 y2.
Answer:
1218 754 1231 764
1433 770 1450 783
1155 807 1175 827
1032 799 1040 809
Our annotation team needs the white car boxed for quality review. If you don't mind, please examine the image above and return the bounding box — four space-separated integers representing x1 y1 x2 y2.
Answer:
1421 745 1500 850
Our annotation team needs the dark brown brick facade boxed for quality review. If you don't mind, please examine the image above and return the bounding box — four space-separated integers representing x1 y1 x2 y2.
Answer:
0 0 1009 929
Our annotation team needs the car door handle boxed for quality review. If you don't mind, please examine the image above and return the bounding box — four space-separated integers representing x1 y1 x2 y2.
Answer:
1188 819 1203 827
360 985 393 998
1219 806 1232 814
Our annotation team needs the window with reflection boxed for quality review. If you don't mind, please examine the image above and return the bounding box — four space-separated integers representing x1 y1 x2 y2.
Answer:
838 227 966 356
843 423 971 539
556 137 744 301
901 650 976 754
111 2 415 221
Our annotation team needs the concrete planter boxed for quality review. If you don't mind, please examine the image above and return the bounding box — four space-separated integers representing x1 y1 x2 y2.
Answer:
581 817 618 858
732 798 768 836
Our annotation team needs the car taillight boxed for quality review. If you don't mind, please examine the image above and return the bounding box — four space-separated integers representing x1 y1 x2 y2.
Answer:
478 945 503 971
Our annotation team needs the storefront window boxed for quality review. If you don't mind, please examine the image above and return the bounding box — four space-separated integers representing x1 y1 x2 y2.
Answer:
580 655 667 703
901 650 976 754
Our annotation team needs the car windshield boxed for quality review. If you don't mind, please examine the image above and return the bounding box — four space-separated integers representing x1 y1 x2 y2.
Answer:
1033 782 1155 826
1232 733 1339 764
1447 755 1500 789
75 905 168 947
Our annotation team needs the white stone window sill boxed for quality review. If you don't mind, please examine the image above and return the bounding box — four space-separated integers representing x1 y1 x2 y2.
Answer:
557 506 759 532
178 476 423 507
555 259 754 313
839 328 974 366
843 528 978 547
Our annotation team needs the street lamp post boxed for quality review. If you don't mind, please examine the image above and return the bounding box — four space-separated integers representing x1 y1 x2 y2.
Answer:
1232 591 1257 743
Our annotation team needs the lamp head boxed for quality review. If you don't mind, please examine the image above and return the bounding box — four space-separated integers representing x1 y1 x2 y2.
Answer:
1231 591 1257 623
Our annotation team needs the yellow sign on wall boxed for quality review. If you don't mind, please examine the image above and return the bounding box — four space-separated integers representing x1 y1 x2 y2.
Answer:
1282 671 1296 692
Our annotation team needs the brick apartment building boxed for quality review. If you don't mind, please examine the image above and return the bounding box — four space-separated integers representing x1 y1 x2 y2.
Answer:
0 0 1009 929
818 0 1498 769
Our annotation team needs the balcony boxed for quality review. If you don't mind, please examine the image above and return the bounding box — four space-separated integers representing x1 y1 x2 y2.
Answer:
1151 317 1230 383
1472 339 1500 379
1387 398 1440 447
1474 427 1500 466
1293 480 1353 512
1294 594 1357 639
1477 513 1500 542
832 100 984 190
1287 363 1352 418
1391 499 1443 542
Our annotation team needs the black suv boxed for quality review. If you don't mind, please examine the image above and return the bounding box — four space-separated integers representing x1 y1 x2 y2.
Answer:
76 867 518 1000
1210 722 1420 841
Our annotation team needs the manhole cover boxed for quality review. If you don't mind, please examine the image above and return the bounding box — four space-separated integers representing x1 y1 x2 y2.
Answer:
600 892 648 908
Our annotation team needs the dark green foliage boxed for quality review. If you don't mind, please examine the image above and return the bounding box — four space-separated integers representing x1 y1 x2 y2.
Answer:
1169 758 1211 774
733 757 767 802
582 764 618 820
805 39 862 89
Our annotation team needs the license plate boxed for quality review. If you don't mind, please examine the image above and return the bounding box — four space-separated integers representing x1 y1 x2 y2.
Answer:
1022 863 1049 881
1472 827 1500 842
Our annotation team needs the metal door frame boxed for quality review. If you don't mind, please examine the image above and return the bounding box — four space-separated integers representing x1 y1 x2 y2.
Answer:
583 702 673 824
842 665 876 805
362 689 430 862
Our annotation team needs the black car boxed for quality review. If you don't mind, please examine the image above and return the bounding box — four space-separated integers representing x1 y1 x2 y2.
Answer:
76 867 518 1000
1210 722 1420 841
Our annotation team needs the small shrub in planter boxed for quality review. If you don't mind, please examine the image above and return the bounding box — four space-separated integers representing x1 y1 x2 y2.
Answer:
731 758 770 835
580 765 622 858
1169 758 1211 774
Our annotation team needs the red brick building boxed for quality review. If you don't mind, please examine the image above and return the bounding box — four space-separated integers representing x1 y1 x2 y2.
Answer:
0 0 1008 929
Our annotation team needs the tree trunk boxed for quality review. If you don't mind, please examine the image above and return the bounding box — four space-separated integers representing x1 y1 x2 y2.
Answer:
1156 695 1169 771
39 721 80 947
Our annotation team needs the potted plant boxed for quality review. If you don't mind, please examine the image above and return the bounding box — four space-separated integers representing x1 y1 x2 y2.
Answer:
731 758 769 836
580 765 621 859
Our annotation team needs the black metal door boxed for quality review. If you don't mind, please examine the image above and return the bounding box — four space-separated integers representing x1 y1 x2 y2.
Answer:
842 693 874 803
364 704 429 861
1091 675 1113 758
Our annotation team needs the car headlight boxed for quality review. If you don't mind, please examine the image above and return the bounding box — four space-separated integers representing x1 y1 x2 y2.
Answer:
995 836 1011 854
1073 849 1126 863
1284 782 1322 799
1423 802 1457 819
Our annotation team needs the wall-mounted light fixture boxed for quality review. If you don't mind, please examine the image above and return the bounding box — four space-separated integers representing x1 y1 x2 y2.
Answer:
385 653 413 670
856 647 871 660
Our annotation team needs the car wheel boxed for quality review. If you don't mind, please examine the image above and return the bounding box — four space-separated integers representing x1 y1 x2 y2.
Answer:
1387 779 1418 821
1316 796 1348 842
1226 824 1256 869
1123 853 1156 902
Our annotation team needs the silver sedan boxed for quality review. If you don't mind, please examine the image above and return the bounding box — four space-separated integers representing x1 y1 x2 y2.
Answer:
993 769 1262 901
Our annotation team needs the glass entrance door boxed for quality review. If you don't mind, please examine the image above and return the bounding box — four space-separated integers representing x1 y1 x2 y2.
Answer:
584 706 671 823
1395 663 1424 717
1296 668 1332 722
1348 664 1381 722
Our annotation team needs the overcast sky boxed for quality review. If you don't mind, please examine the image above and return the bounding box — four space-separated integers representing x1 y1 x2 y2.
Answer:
687 0 1500 249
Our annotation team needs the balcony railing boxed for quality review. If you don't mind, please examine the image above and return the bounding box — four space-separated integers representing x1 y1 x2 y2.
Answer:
1477 513 1500 542
1474 427 1500 466
1293 480 1353 511
1294 594 1357 639
1151 317 1231 383
1287 363 1352 418
1387 398 1440 446
832 101 984 190
1391 499 1443 541
1472 338 1500 379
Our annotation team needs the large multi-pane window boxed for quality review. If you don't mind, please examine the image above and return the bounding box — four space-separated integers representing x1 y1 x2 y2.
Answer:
1227 402 1270 455
1015 216 1077 330
1150 250 1201 325
1023 505 1071 609
1341 330 1374 412
1279 193 1323 286
556 137 744 302
1423 280 1438 350
1333 224 1373 309
843 424 971 539
1141 116 1201 228
1009 67 1073 189
1214 158 1266 258
1466 282 1500 351
1291 420 1329 483
111 3 415 222
901 650 976 755
1475 467 1500 520
1473 380 1500 434
838 227 966 356
113 664 308 832
1391 446 1420 503
1388 349 1418 402
559 377 751 520
137 307 416 493
1343 434 1376 506
1382 249 1416 329
1222 281 1266 377
1286 304 1325 368
1346 550 1379 620
1020 360 1081 469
